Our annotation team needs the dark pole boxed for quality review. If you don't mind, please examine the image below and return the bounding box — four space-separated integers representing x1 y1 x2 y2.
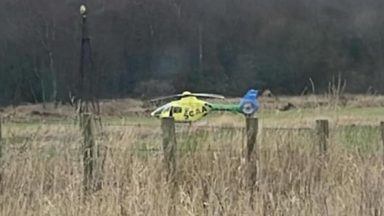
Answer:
79 4 90 113
78 4 102 194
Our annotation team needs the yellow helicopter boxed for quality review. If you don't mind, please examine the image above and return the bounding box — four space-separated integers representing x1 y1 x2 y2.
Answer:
150 89 260 123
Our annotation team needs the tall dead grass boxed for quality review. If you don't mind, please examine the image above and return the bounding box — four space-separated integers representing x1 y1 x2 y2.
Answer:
0 123 383 215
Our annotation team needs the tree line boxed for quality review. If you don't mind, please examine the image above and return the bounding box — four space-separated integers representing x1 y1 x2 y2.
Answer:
1 0 384 105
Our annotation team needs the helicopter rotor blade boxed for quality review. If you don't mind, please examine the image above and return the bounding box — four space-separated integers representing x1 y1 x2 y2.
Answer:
189 93 225 99
149 94 183 102
149 93 225 102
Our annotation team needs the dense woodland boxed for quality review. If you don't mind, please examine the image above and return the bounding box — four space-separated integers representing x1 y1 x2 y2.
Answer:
1 0 384 105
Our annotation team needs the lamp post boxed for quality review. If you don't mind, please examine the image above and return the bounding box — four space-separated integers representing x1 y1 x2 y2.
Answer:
79 4 90 113
78 4 102 194
78 4 99 114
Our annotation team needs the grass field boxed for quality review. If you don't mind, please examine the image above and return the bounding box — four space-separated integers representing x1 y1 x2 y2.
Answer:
0 96 384 215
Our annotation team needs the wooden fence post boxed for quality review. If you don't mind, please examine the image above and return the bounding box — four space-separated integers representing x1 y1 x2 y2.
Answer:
315 119 329 183
0 117 3 191
161 117 177 180
245 117 259 208
80 113 99 193
381 122 384 165
161 117 177 215
0 117 2 158
316 119 329 153
246 117 259 161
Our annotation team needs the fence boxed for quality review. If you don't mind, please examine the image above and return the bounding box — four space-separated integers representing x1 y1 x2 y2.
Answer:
160 118 384 184
1 116 384 196
1 117 384 159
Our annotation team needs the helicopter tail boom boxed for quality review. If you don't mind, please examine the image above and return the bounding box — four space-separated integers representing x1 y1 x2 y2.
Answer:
210 103 241 112
210 89 259 116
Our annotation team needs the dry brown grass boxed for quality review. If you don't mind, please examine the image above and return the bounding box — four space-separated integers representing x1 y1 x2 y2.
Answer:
1 94 384 122
1 121 383 215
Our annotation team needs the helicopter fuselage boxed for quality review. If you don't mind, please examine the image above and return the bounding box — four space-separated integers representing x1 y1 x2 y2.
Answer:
150 89 259 123
151 96 213 122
